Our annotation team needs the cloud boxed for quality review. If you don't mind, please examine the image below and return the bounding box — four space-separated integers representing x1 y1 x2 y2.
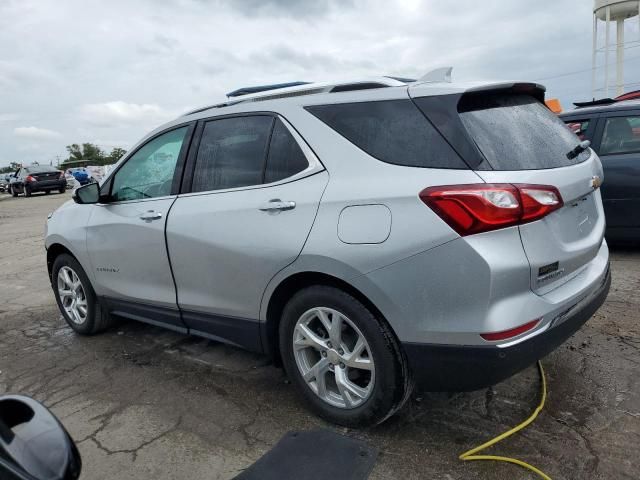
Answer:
78 101 175 127
1 0 636 168
13 126 62 140
214 0 353 18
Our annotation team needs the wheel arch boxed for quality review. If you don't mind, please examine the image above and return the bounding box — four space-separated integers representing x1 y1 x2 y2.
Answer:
263 271 393 365
46 243 78 277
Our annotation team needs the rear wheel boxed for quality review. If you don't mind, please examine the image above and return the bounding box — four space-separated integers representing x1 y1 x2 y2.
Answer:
24 186 31 197
59 187 65 194
280 286 410 426
11 186 17 197
45 190 50 195
52 254 114 335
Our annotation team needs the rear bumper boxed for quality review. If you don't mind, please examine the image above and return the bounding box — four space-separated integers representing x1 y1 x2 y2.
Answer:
30 180 66 191
403 265 611 392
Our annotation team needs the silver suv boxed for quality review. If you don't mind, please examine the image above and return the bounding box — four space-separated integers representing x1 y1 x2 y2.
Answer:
45 76 611 426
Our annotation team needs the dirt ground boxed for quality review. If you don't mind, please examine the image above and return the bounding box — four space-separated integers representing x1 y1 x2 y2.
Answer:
0 191 638 479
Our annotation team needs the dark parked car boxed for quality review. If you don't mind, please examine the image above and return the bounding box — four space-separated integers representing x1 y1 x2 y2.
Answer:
9 165 66 197
561 100 640 243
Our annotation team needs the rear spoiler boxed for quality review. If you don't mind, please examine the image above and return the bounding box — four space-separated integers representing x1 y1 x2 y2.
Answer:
464 82 546 103
573 98 616 108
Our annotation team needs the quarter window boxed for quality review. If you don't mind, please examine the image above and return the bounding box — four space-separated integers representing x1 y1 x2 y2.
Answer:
192 116 273 192
306 99 467 169
265 119 309 183
111 126 188 202
600 116 640 155
564 119 591 140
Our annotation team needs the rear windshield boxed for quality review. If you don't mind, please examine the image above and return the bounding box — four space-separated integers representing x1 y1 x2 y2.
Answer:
305 100 467 169
459 94 585 170
25 165 59 173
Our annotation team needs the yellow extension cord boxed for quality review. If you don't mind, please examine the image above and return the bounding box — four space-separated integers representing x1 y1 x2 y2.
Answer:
459 360 551 480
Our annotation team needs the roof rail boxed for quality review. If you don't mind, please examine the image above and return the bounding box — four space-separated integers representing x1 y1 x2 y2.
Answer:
226 77 408 105
182 76 413 116
226 81 311 98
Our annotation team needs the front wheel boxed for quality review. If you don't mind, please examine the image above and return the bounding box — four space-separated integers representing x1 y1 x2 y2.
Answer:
59 187 66 194
52 254 114 335
11 186 18 197
280 286 411 426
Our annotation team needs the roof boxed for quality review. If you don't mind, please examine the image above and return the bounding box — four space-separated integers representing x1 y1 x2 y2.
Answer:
559 98 640 117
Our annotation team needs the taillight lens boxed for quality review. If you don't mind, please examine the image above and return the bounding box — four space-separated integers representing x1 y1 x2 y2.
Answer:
26 175 36 182
419 183 563 236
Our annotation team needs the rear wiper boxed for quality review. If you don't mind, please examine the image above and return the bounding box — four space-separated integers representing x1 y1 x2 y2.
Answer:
566 140 591 160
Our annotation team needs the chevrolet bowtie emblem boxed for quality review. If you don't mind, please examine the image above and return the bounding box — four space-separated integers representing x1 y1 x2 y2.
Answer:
591 175 602 189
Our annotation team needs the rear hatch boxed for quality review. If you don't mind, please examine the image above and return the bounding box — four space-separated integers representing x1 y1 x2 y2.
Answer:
413 88 605 295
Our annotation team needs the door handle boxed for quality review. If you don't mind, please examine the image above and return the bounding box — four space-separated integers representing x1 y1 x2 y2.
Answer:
139 210 163 221
259 199 296 212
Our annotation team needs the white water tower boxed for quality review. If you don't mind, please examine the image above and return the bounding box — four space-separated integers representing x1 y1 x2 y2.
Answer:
593 0 640 98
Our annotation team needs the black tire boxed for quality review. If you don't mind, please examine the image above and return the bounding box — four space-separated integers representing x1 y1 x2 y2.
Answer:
59 187 66 194
51 253 114 335
24 186 31 197
279 286 411 427
45 190 51 195
11 186 17 197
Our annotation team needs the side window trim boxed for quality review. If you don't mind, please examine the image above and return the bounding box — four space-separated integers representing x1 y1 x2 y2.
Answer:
101 122 195 203
261 117 277 183
179 112 323 196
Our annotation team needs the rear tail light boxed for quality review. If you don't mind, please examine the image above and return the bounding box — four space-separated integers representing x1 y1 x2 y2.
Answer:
419 183 563 236
480 319 541 341
58 171 65 179
26 175 36 182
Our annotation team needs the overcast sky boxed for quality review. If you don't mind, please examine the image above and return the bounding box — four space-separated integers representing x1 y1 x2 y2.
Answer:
2 0 640 168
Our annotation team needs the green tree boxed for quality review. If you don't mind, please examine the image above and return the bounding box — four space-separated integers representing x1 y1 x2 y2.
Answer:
106 147 127 164
62 143 105 168
0 161 21 174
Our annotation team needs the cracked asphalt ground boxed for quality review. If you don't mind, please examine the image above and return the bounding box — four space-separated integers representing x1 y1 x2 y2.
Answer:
1 191 639 480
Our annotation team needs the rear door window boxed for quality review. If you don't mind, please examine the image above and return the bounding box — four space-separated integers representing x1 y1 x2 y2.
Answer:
599 115 640 155
192 116 273 192
459 94 585 170
305 100 467 169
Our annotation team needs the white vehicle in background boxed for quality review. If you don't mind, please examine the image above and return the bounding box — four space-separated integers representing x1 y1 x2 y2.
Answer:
64 174 77 189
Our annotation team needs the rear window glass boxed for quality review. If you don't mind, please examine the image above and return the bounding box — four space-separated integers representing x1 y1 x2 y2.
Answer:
459 94 585 170
305 100 467 169
26 165 59 173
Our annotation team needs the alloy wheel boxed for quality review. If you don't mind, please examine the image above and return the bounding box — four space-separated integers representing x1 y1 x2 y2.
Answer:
57 266 88 324
293 307 375 409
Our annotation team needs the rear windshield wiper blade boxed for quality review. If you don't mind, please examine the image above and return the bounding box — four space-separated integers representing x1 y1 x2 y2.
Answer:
566 140 591 160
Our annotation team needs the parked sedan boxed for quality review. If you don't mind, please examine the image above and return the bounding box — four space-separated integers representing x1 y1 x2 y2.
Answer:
10 165 66 197
561 99 640 242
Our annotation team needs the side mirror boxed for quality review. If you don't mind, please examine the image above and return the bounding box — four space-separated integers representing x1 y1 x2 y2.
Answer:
0 395 81 480
72 182 99 204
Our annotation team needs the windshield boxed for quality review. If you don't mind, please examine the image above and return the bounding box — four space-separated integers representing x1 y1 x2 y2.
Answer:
459 94 585 170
